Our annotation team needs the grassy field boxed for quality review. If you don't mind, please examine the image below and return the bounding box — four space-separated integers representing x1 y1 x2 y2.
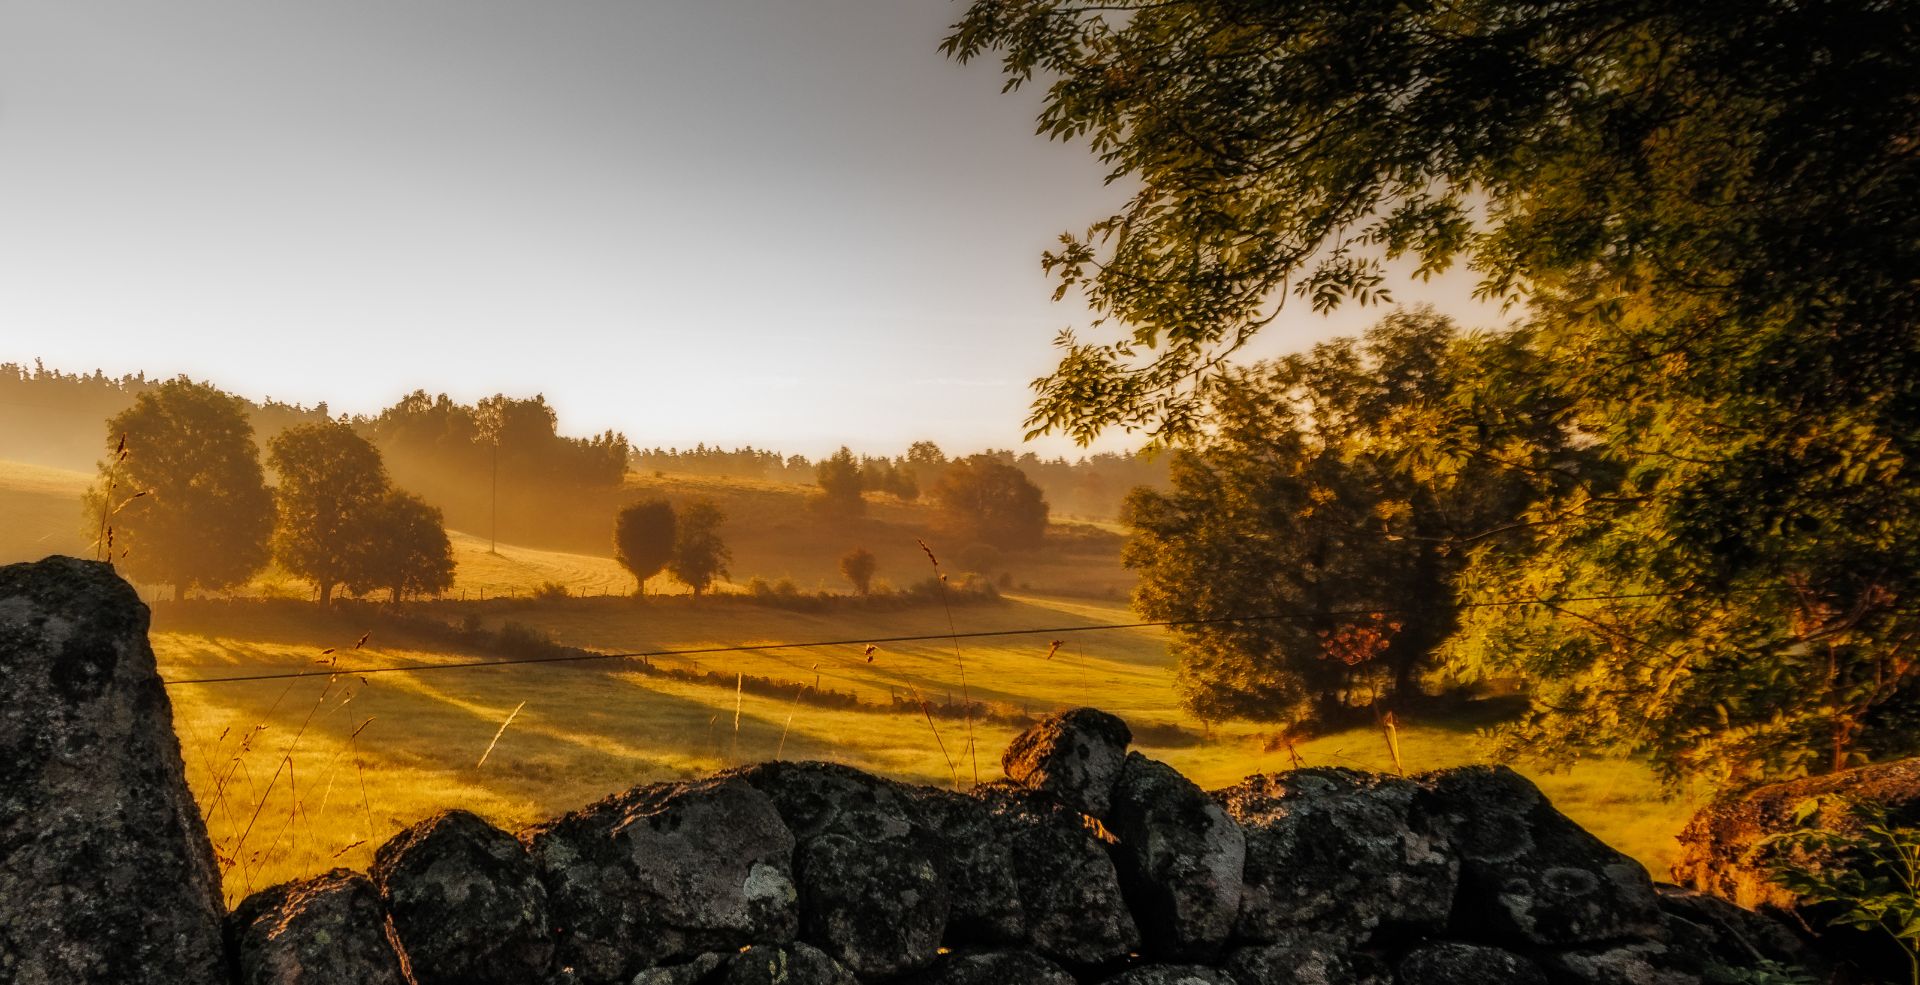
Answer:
3 457 1696 905
152 594 1698 907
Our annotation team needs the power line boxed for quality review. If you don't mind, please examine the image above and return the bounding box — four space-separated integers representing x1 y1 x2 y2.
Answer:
159 589 1720 687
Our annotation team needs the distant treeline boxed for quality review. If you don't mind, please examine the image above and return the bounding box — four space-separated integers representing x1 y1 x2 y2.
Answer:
0 362 331 469
633 443 1167 519
5 361 1165 520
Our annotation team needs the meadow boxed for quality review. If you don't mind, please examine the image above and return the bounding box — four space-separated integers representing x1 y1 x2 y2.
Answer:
1 457 1697 906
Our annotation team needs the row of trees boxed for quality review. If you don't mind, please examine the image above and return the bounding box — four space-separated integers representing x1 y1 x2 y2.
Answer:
812 446 1052 550
611 498 732 596
632 439 1162 518
92 379 454 603
949 0 1920 789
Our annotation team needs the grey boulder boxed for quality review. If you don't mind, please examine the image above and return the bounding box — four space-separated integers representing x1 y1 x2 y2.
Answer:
1002 707 1133 816
1107 753 1246 957
372 808 554 985
522 776 799 984
1394 942 1549 985
1215 768 1455 944
0 557 227 985
904 949 1077 985
1418 766 1661 946
229 869 409 985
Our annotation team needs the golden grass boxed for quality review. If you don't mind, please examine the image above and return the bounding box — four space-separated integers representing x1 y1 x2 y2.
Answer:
1 458 1692 895
154 595 1698 902
0 459 92 561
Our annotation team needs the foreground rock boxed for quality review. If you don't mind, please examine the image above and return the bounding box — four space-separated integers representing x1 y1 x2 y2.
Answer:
912 787 1026 945
1225 934 1392 985
721 942 857 985
980 783 1142 966
1108 753 1246 957
230 869 409 985
905 949 1076 985
1216 768 1454 945
728 761 949 978
0 557 227 985
1420 766 1663 945
1394 942 1547 985
1002 707 1133 817
372 809 553 985
523 776 799 984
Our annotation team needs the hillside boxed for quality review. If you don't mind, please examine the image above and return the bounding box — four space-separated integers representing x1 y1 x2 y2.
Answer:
0 459 1135 600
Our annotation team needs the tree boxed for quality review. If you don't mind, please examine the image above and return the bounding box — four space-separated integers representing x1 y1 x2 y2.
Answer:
840 547 877 595
614 498 677 596
269 422 389 606
668 498 731 596
1126 311 1564 724
346 490 454 603
931 455 1050 551
814 446 865 515
949 0 1920 785
86 378 274 597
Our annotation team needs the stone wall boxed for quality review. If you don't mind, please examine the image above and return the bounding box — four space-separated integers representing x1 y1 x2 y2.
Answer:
0 558 1822 985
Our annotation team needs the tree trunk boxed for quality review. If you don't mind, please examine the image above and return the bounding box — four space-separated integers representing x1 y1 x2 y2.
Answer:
318 582 334 607
390 586 402 604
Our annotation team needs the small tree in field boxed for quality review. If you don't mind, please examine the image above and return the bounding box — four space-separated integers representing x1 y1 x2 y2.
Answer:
814 446 864 515
270 422 388 606
840 547 877 595
668 498 730 596
613 498 676 595
347 490 454 602
88 378 275 597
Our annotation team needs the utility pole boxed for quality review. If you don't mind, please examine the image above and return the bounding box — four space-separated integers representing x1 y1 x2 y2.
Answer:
490 439 499 555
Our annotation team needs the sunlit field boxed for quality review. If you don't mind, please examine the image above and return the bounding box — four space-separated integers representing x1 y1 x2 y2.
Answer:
1 457 1693 905
152 592 1695 906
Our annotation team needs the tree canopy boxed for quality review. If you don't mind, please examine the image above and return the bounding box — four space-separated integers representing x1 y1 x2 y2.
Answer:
949 0 1920 785
668 498 731 596
346 490 455 603
89 378 275 596
1126 309 1565 723
931 455 1051 551
269 423 391 606
614 498 677 596
814 447 866 515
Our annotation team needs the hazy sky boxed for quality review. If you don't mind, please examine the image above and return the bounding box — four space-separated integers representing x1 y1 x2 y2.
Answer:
1 1 1501 457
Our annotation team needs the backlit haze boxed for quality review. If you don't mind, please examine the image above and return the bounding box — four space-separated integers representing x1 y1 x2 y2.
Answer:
0 0 1499 456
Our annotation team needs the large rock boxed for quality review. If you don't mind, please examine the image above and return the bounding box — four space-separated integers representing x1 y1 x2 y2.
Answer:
522 776 799 985
1672 757 1920 912
0 557 227 985
1538 941 1702 985
980 782 1142 966
230 868 409 985
1097 965 1236 985
720 942 857 985
904 949 1077 985
1654 885 1819 976
372 808 554 985
1215 768 1455 945
1418 766 1662 946
1223 934 1392 985
1107 753 1245 957
630 952 728 985
912 786 1026 945
728 761 949 978
1002 707 1133 816
1394 942 1548 985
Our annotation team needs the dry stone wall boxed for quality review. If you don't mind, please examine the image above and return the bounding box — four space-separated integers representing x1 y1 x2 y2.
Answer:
0 557 1824 985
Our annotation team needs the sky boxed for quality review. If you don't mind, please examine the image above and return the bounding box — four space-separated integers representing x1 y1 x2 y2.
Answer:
0 0 1502 458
